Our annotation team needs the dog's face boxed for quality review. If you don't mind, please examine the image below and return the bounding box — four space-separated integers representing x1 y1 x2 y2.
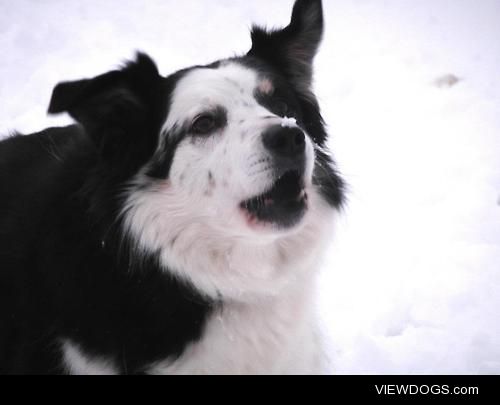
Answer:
48 0 344 297
155 61 316 235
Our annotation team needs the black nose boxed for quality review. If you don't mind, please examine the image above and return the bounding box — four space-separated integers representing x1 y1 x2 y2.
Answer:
262 125 305 161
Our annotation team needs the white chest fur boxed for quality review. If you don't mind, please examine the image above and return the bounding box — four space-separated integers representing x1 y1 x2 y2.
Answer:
147 278 326 375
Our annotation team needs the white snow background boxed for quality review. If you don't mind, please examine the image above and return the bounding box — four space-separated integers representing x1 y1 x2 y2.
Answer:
0 0 499 374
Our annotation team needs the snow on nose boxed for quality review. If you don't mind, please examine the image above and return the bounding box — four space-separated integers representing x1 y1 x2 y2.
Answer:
280 116 297 128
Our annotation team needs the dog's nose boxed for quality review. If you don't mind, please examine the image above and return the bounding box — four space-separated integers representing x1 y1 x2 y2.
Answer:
262 125 305 161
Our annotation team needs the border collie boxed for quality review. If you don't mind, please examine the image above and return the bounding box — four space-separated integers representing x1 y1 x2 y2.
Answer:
0 0 344 374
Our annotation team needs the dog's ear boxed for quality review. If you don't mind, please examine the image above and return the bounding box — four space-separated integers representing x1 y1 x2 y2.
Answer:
48 53 162 161
248 0 323 92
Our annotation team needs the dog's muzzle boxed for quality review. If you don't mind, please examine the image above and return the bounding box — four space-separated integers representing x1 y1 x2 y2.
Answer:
239 125 308 229
262 125 306 174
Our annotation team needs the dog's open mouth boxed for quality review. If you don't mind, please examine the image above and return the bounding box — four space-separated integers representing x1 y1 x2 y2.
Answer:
240 170 308 228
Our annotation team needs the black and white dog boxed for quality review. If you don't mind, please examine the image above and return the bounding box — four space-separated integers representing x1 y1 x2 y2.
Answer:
0 0 344 374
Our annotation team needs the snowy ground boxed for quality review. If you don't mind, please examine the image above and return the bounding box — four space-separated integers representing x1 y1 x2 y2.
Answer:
1 0 499 374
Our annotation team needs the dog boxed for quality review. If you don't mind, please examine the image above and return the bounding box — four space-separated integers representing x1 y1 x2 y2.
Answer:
0 0 344 374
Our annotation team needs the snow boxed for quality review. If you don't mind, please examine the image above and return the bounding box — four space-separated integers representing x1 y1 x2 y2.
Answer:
1 0 499 374
281 116 297 128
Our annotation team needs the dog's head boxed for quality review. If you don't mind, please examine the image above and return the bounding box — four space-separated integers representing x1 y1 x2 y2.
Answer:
49 0 344 297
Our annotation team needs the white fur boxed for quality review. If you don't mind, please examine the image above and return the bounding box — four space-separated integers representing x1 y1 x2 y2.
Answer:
148 277 327 374
62 340 118 375
121 62 337 373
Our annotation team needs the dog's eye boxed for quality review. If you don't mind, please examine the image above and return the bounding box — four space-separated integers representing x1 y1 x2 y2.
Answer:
192 114 216 135
275 100 289 116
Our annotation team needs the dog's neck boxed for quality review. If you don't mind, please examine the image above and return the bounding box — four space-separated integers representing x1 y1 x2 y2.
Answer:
147 275 325 374
120 179 335 302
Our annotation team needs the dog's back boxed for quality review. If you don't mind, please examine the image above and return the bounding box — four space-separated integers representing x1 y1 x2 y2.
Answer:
0 125 93 372
0 125 91 246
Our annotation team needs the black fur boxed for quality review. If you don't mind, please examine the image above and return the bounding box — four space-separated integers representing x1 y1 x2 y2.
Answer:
48 53 168 179
249 0 323 91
